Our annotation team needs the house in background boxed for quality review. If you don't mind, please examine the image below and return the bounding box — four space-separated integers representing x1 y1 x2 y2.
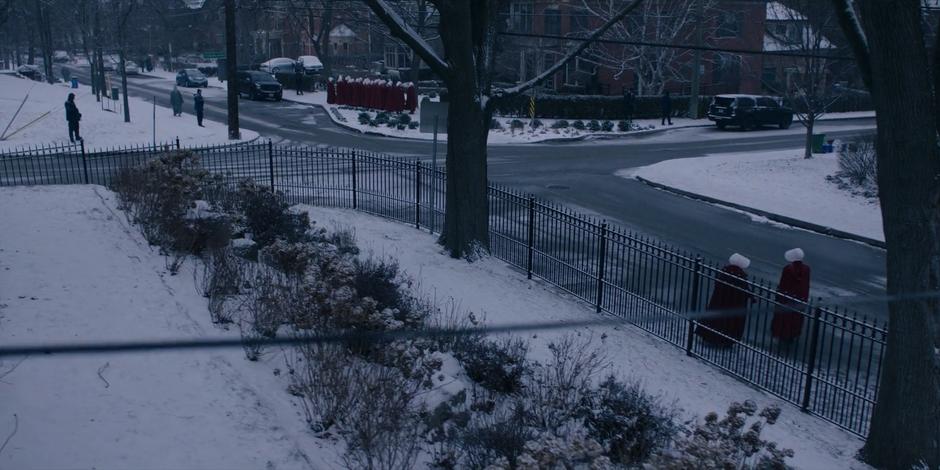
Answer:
760 1 837 94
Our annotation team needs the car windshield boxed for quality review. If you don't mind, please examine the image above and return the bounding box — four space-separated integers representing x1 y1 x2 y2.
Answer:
249 71 277 83
713 97 735 107
186 69 205 78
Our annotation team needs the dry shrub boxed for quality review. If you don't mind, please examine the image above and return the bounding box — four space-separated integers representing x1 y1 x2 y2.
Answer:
289 339 363 431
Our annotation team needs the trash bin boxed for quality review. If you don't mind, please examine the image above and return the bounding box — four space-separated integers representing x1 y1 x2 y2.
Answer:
111 86 120 100
70 78 79 89
812 133 826 153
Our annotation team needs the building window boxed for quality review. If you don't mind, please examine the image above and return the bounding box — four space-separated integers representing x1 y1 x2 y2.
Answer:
544 7 561 36
713 53 742 88
716 12 741 38
762 66 778 90
343 42 349 53
510 1 533 33
385 44 410 69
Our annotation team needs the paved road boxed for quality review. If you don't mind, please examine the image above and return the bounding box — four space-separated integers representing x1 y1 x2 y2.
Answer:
67 66 887 320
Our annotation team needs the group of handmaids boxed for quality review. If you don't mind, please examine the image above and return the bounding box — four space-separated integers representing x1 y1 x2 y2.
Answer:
696 248 810 347
326 76 419 114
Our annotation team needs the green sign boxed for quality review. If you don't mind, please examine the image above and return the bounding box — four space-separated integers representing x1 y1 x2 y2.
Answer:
202 52 225 59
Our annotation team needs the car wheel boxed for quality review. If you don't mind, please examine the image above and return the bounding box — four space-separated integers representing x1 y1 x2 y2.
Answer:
716 121 727 130
272 67 280 74
742 118 756 131
249 89 257 100
779 119 792 129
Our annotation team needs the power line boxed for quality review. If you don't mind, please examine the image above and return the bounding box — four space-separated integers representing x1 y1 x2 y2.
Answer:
498 31 855 61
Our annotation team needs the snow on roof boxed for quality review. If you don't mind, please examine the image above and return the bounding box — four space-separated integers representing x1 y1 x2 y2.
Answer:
766 1 805 21
330 24 357 38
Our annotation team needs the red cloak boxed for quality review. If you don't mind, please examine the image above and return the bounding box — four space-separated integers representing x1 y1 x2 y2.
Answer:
697 264 750 346
771 261 811 340
406 84 418 113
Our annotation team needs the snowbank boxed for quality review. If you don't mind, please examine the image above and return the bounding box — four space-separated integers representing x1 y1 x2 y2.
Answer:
0 185 339 469
297 205 870 470
0 184 868 469
0 74 257 151
619 148 884 242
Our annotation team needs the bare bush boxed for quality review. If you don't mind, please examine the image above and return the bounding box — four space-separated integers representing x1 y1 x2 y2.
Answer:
579 375 678 465
648 400 794 469
455 336 529 394
341 363 424 470
236 180 310 248
244 266 300 338
527 334 609 434
238 317 265 361
288 339 363 431
458 402 535 469
514 427 611 470
837 137 878 188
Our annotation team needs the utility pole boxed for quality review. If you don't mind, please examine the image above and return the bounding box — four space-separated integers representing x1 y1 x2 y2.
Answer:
225 0 240 140
688 0 704 119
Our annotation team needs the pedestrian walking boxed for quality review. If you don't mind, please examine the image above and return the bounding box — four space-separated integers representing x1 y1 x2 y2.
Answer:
696 253 752 347
194 89 204 127
661 90 673 125
771 248 811 342
623 89 635 124
170 86 184 116
65 93 82 143
294 64 304 95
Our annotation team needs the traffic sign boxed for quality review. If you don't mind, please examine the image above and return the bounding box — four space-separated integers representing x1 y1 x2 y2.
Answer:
202 52 225 60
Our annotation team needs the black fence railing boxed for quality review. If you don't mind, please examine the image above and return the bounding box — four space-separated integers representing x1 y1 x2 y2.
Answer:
0 140 886 437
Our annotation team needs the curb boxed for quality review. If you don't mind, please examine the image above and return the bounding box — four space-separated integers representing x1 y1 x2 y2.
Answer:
634 176 886 249
284 97 711 145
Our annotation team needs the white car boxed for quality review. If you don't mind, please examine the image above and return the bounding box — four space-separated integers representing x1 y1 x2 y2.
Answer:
124 61 140 75
259 57 296 74
297 55 323 74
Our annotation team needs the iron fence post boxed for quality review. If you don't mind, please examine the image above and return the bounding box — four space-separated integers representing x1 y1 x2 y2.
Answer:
801 305 823 412
415 161 421 228
526 196 535 279
267 139 275 190
175 137 180 150
80 139 89 184
686 256 703 356
595 222 608 313
351 150 358 209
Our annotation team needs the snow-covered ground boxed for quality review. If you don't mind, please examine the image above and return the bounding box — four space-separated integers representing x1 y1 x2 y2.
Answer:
0 74 257 151
619 148 884 242
0 184 868 469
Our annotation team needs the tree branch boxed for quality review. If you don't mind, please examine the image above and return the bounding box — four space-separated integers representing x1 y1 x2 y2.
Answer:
830 0 872 89
496 0 645 97
363 0 450 78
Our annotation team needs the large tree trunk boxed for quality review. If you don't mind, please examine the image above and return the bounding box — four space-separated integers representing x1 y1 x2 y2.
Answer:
857 1 940 468
803 114 814 159
119 49 130 122
440 83 490 258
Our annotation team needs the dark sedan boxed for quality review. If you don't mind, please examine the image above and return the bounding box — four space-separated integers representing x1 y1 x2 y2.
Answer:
236 71 283 101
176 69 208 88
707 95 794 130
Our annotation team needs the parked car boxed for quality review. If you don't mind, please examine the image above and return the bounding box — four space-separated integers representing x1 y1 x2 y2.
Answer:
124 61 140 75
259 57 296 74
707 94 794 130
16 64 42 80
53 50 70 63
236 71 282 101
296 55 323 75
176 68 208 88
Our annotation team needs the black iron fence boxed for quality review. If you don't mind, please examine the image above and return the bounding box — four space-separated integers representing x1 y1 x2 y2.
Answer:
0 140 886 437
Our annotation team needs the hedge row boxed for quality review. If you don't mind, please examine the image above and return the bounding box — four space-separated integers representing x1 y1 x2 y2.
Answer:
490 93 873 120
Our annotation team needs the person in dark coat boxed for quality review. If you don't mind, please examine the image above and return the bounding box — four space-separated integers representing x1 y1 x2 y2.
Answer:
294 64 304 95
326 77 336 104
697 253 752 347
623 90 635 124
660 90 673 125
772 248 811 342
170 86 184 116
194 89 205 127
65 93 82 143
406 82 418 114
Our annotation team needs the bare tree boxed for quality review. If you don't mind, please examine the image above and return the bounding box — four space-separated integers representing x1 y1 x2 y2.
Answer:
765 1 841 159
579 0 717 96
285 0 340 78
225 0 239 139
115 0 136 123
363 0 644 258
830 0 940 468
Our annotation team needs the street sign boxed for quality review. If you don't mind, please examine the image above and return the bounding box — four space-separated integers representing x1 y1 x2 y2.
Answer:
202 52 225 60
420 99 448 133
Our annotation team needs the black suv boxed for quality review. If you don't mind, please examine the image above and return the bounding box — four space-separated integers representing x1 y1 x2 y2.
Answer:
236 71 283 101
707 95 793 130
